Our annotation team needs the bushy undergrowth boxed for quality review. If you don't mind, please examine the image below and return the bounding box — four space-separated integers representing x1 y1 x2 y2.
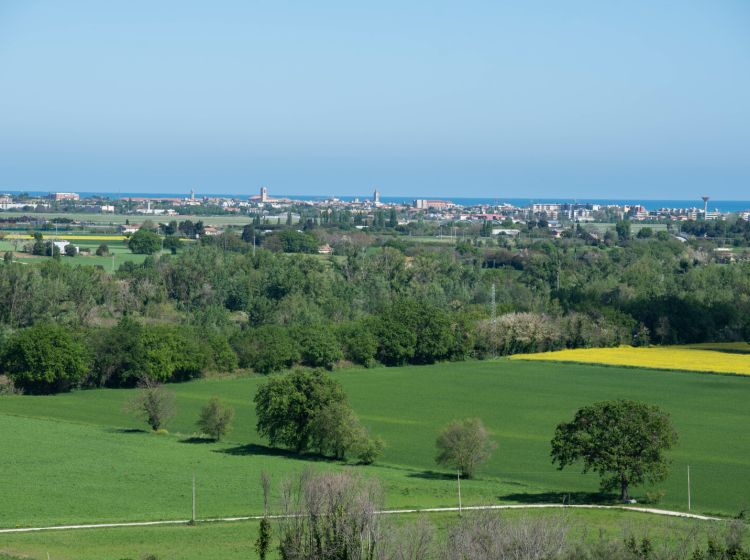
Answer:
268 470 750 560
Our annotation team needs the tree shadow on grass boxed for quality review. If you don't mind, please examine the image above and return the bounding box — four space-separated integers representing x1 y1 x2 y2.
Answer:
110 428 148 434
499 491 616 505
180 436 216 444
215 443 328 462
407 470 457 481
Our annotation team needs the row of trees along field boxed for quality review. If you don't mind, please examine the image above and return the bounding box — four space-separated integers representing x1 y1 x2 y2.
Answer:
1 226 750 394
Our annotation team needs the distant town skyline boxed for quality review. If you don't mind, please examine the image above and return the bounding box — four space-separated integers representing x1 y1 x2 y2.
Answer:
1 1 749 198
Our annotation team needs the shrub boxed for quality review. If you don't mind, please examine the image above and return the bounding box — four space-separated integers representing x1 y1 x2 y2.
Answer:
309 402 357 459
0 374 22 395
196 396 234 441
644 489 666 505
276 471 384 560
354 434 385 465
256 517 272 560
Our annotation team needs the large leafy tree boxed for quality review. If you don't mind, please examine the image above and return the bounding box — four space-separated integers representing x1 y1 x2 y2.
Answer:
550 400 678 500
1 323 89 393
128 228 162 254
296 324 343 369
276 230 318 254
254 369 347 453
234 325 300 374
91 319 212 386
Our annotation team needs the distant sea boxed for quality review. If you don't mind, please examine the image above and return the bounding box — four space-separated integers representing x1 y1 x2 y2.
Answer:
4 190 750 213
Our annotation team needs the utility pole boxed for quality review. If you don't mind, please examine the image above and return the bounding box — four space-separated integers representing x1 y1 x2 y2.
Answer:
457 470 462 516
191 473 196 524
687 465 691 511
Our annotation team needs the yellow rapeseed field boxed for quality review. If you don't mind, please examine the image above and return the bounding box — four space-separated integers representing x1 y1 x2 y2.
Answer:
3 234 125 241
511 344 750 375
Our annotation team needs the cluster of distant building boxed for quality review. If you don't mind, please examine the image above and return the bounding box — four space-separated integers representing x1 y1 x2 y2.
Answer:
1 189 746 225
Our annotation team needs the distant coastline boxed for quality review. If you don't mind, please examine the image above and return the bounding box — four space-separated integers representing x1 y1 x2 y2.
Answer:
2 190 749 213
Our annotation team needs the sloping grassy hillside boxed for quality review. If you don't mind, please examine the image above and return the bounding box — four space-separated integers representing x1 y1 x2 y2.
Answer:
1 359 749 529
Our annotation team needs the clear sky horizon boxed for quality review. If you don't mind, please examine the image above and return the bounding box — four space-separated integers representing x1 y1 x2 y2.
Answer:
1 1 749 199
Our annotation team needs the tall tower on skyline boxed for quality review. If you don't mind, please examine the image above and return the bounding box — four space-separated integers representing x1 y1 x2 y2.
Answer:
260 186 269 203
373 189 380 205
702 196 710 217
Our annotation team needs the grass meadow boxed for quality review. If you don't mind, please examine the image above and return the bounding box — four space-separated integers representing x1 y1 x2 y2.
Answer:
0 510 724 560
1 359 749 532
0 236 193 269
0 211 258 226
512 343 750 375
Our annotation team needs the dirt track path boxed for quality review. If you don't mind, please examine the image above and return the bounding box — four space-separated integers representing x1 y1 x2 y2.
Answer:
0 504 721 534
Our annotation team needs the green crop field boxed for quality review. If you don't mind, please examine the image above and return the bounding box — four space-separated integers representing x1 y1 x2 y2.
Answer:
0 237 195 269
2 359 749 532
0 211 257 226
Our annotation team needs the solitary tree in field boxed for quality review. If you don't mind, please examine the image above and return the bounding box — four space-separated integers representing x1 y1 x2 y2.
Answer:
255 369 382 462
436 418 496 478
126 380 176 431
550 400 678 501
127 228 162 254
254 369 347 453
196 396 234 441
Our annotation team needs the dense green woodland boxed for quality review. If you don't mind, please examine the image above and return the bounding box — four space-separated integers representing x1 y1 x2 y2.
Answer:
1 229 749 393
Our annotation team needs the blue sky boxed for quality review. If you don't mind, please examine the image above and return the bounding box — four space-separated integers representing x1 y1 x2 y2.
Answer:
1 1 749 199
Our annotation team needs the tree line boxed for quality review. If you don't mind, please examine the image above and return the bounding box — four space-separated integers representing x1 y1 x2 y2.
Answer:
2 228 750 393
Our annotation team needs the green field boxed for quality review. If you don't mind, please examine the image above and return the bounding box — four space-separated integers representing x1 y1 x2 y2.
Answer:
0 509 723 560
0 211 257 226
0 237 195 269
1 359 749 533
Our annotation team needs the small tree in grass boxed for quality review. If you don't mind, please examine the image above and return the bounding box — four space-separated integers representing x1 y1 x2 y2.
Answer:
95 243 109 256
309 401 384 463
125 379 176 431
255 471 272 560
436 418 496 478
550 399 678 501
196 396 234 441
